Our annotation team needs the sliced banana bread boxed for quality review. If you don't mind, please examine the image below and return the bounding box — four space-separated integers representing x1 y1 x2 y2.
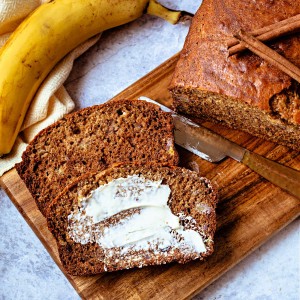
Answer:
170 0 300 150
46 164 217 275
15 100 179 215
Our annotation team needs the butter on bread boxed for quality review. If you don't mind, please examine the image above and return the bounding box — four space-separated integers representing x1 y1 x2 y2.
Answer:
46 164 217 275
15 99 179 215
170 0 300 150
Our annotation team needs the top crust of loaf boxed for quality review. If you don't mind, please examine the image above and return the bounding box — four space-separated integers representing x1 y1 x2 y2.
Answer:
15 99 179 215
46 164 218 276
170 0 300 115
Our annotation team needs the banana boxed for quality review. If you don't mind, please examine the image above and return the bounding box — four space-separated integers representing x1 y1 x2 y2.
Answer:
0 0 190 156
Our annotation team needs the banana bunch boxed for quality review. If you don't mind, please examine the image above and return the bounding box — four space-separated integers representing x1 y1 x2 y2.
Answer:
0 0 190 156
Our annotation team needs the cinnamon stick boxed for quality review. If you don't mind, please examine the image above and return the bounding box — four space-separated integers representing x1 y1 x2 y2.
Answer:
234 30 300 83
227 14 300 56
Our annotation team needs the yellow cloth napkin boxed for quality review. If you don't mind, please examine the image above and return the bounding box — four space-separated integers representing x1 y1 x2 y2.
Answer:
0 0 101 176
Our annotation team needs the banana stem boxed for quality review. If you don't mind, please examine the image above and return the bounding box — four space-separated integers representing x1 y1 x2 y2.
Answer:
146 0 193 25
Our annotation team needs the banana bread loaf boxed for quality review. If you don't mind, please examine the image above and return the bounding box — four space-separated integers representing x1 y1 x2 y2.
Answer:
46 164 217 275
16 100 179 215
170 0 300 150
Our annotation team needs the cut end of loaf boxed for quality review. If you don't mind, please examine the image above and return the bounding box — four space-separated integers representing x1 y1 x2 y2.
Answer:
47 164 218 276
170 87 300 150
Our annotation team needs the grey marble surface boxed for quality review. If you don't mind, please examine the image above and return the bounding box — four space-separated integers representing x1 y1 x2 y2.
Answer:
1 1 299 299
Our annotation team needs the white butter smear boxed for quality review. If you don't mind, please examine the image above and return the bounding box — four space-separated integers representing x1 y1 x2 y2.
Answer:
68 175 206 255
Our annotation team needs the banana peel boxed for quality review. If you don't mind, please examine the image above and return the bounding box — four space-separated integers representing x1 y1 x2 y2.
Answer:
147 0 193 24
0 0 193 156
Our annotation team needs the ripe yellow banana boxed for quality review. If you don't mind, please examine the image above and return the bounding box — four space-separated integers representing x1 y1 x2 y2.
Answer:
0 0 149 156
0 0 189 156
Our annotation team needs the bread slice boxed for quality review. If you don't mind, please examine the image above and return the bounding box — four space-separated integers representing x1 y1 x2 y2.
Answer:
15 99 179 215
46 164 217 275
170 0 300 150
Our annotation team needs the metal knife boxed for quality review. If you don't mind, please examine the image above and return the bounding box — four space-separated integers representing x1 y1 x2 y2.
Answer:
139 96 300 200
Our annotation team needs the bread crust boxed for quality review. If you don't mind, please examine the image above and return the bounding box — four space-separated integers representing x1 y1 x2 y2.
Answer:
171 0 300 112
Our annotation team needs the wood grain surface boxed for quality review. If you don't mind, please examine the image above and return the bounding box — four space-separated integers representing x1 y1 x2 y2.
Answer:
1 53 300 300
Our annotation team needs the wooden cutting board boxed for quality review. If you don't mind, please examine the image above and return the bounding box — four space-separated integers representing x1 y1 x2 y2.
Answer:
1 54 300 300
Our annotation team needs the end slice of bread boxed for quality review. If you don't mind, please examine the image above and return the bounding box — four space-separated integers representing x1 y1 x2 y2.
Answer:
47 164 217 275
15 99 179 215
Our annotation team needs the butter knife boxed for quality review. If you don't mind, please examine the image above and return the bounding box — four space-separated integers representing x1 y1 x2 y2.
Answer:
139 97 300 199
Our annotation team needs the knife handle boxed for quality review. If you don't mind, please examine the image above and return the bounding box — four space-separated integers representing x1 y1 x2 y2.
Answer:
242 150 300 199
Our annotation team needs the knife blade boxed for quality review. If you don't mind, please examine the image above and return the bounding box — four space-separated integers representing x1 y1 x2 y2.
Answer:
139 96 300 199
